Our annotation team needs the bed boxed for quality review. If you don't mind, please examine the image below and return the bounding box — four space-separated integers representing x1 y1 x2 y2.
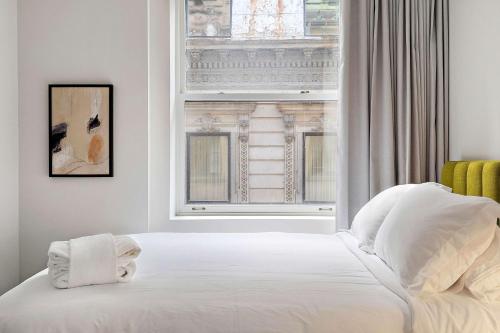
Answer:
0 160 499 333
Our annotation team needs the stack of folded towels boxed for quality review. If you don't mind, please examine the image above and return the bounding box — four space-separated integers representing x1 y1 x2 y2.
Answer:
47 234 141 289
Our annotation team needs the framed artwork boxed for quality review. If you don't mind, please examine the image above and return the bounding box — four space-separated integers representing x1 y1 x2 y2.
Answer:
49 84 113 177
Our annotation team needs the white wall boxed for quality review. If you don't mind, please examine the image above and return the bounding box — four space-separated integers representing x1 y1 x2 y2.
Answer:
450 0 500 160
148 0 171 232
0 0 20 294
18 0 149 279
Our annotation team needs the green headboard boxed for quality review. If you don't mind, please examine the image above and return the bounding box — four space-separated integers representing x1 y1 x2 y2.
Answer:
441 161 500 227
441 160 500 203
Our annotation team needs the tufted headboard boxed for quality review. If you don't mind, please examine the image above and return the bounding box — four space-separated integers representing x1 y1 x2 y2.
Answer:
441 160 500 228
441 160 500 203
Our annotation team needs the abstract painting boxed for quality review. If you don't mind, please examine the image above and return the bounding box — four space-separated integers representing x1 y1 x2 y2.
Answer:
49 84 113 177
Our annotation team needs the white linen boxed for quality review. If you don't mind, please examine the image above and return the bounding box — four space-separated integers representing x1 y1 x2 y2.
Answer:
48 234 140 289
462 228 500 302
341 234 500 332
1 232 498 333
374 184 500 294
412 291 500 332
350 183 450 253
69 234 117 287
2 233 410 333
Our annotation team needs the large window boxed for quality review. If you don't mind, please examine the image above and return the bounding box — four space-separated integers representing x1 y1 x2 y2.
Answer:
175 0 339 215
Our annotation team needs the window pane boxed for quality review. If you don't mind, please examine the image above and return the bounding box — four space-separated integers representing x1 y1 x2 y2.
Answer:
188 134 230 202
305 0 339 36
186 0 231 37
232 0 304 39
185 0 339 92
185 101 337 204
304 134 335 202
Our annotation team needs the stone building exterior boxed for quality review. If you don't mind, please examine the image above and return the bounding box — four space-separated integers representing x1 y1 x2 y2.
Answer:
185 101 337 204
185 38 339 92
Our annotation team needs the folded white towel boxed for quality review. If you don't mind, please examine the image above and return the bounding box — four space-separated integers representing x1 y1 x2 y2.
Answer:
48 234 141 289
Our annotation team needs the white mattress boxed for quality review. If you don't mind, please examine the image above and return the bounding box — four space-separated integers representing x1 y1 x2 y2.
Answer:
0 232 498 333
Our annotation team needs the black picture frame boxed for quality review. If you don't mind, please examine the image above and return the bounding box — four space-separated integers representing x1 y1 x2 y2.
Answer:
49 84 114 177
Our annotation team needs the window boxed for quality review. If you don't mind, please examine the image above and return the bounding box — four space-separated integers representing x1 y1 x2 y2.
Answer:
187 0 231 37
187 133 230 203
303 133 336 203
174 0 339 215
305 0 339 36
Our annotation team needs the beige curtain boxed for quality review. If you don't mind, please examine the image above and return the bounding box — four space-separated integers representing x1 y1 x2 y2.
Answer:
337 0 449 229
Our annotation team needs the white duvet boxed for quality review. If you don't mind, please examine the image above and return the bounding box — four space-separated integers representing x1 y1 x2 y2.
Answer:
0 232 498 333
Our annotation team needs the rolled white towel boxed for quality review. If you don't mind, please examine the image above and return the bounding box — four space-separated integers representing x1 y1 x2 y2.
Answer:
48 234 141 289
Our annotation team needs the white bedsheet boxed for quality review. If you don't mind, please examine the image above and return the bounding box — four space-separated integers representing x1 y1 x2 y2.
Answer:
412 291 500 332
0 232 497 333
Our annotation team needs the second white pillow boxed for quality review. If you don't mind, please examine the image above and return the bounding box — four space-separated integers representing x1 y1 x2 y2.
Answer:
374 184 500 294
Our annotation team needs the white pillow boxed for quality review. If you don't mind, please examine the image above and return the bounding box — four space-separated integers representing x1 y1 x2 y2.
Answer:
350 182 450 253
462 228 500 302
374 183 500 294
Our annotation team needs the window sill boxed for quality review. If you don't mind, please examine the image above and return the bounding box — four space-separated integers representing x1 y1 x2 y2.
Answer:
154 215 336 234
170 215 335 222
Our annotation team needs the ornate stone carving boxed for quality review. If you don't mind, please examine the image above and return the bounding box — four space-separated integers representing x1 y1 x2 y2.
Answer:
285 140 295 203
284 114 295 129
219 50 230 62
283 114 296 203
310 116 325 132
185 39 339 91
303 49 313 63
196 113 220 133
189 50 202 68
238 116 250 203
247 50 257 61
275 48 285 62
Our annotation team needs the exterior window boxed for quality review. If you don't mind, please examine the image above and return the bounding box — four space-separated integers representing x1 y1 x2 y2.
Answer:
186 0 231 37
232 0 305 39
305 0 339 36
187 133 230 203
175 0 339 215
185 0 339 92
303 133 336 203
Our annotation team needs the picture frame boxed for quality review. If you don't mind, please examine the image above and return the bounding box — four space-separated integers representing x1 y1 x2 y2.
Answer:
49 84 113 177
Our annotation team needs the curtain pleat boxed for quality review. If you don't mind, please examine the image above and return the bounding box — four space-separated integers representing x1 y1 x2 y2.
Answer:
337 0 449 229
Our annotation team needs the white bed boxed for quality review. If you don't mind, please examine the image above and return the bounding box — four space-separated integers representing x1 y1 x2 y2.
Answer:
0 232 498 333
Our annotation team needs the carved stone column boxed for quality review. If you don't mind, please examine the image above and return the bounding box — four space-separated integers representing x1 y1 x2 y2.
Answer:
238 116 250 204
283 114 296 204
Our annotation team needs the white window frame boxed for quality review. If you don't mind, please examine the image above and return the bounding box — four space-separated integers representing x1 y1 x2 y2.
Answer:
171 0 338 217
